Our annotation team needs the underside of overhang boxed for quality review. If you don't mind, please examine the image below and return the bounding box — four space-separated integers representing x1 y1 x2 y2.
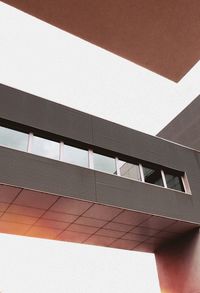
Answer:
2 0 200 81
0 183 198 253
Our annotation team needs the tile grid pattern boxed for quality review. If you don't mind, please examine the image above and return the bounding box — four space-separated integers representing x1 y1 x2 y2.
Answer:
0 184 198 252
24 194 61 237
54 203 95 241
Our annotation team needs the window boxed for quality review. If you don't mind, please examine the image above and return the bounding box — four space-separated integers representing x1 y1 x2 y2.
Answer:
119 160 141 181
62 144 88 168
143 165 164 187
0 126 28 151
0 124 189 194
164 172 184 192
31 135 59 160
94 153 116 174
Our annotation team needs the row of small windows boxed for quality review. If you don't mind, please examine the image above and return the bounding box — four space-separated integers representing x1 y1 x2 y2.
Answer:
0 126 187 193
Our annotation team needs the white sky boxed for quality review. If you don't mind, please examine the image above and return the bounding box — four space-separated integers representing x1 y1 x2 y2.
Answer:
0 2 199 292
0 234 159 293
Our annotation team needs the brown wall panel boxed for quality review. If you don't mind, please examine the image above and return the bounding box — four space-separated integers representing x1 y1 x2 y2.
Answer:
2 0 200 81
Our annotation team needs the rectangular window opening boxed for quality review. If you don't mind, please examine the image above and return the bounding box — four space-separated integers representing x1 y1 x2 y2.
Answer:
119 160 141 181
0 125 190 194
164 171 185 192
0 126 28 151
143 165 164 187
94 153 117 175
31 135 59 160
62 144 88 168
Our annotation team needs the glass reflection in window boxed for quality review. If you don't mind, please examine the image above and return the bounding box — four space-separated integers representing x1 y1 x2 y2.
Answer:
165 173 184 192
94 153 116 174
143 165 164 187
0 126 28 151
119 160 141 181
63 145 88 167
31 136 59 160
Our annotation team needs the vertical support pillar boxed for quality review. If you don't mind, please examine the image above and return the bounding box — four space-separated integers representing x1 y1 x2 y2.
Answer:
155 228 200 293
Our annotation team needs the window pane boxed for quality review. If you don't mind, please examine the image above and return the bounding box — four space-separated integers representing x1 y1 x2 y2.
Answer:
63 145 88 167
0 126 28 151
165 173 184 192
143 166 164 187
119 160 141 181
31 136 59 160
94 153 116 174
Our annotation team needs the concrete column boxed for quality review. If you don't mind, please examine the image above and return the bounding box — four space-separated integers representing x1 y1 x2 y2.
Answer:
155 228 200 293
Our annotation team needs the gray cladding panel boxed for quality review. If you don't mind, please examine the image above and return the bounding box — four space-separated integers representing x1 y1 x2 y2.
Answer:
158 95 200 151
95 172 200 224
0 84 200 224
0 146 96 202
0 84 196 170
0 146 199 224
91 114 198 172
0 84 93 145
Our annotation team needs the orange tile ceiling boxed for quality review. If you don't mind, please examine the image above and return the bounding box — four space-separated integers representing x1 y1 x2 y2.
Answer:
0 184 198 252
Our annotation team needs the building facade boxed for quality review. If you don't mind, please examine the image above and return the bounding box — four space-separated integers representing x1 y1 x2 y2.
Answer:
158 95 200 151
0 84 200 292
